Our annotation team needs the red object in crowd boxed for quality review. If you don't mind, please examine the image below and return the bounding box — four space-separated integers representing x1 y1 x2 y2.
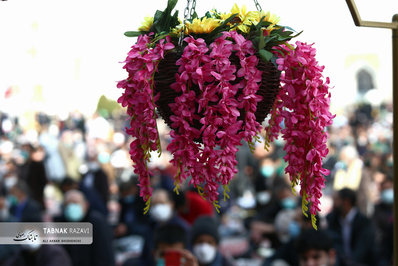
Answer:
179 190 215 225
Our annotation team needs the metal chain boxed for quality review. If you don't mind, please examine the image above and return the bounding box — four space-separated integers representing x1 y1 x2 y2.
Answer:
253 0 262 11
179 0 192 47
190 0 197 19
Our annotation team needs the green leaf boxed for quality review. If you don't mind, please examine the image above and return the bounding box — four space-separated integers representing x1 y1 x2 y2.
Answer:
124 31 144 37
153 0 179 34
258 33 265 50
153 10 163 22
282 25 297 33
203 13 237 43
205 11 212 18
256 16 265 30
259 49 274 62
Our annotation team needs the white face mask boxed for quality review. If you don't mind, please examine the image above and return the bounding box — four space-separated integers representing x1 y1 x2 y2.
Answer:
0 207 9 221
193 243 217 264
150 204 172 222
21 242 41 252
4 176 17 190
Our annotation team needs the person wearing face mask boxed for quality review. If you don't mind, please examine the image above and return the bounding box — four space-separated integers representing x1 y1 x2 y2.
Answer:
372 176 394 266
191 216 233 266
17 143 48 210
79 149 110 218
115 179 149 238
150 189 191 237
3 242 73 266
263 206 320 266
0 195 19 265
146 224 198 266
54 189 115 266
114 179 153 266
8 180 42 222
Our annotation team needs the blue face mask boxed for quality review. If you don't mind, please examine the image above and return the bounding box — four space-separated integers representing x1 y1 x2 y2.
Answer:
20 150 30 163
381 189 394 204
288 221 301 238
124 195 135 204
64 203 85 222
260 166 275 178
7 195 18 206
281 197 297 209
156 258 165 266
98 152 110 164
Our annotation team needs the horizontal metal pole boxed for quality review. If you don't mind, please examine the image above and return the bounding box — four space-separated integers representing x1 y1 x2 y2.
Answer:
359 20 398 29
346 0 398 29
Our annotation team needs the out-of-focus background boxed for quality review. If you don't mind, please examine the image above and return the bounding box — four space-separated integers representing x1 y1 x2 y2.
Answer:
0 0 396 266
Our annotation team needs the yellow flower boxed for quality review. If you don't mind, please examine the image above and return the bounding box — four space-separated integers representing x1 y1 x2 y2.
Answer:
258 10 280 25
185 17 221 34
253 10 281 34
230 4 259 33
230 3 245 20
138 15 154 31
219 12 233 21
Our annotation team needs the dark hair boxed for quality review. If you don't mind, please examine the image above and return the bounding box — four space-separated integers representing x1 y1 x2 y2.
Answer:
172 190 186 210
338 188 357 206
119 180 135 194
13 179 31 196
61 177 78 188
295 229 334 254
153 188 174 203
191 215 219 245
154 224 187 248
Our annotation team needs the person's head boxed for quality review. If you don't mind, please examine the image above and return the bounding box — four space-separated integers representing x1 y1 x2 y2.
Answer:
60 177 79 194
9 180 30 204
380 176 394 205
275 200 320 244
259 158 276 178
150 189 174 223
63 190 89 222
274 181 297 209
333 188 356 218
154 224 187 261
295 229 336 266
191 216 219 265
339 145 358 165
274 209 297 243
119 180 138 204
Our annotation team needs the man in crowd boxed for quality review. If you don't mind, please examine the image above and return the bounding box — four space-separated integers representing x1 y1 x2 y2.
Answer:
326 188 376 265
9 180 42 222
55 189 115 266
123 223 198 266
295 229 337 266
150 188 191 244
191 215 233 266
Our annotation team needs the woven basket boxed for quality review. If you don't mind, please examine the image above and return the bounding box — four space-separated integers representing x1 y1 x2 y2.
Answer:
154 49 280 142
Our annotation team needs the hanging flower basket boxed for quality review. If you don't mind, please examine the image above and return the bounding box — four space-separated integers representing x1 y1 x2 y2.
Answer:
117 0 335 228
153 49 281 142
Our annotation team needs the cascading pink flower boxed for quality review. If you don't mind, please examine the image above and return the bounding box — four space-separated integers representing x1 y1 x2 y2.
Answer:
117 34 174 213
165 31 265 209
267 41 335 228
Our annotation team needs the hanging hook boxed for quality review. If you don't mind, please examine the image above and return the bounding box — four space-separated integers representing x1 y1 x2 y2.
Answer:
178 0 192 48
253 0 262 11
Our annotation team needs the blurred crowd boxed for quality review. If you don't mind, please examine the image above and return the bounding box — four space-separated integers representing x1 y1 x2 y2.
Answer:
0 101 394 266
